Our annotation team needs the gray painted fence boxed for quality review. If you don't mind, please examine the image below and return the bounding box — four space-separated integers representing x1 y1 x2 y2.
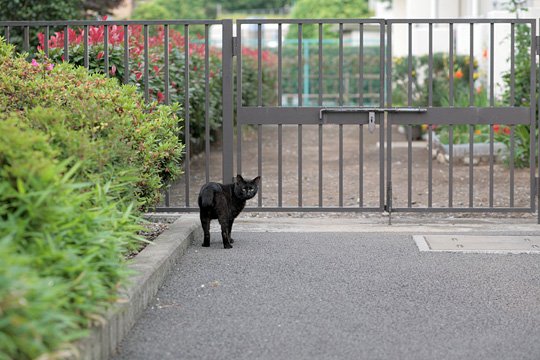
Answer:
2 18 538 221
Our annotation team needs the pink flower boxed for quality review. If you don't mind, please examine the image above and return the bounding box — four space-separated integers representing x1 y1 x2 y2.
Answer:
97 51 104 60
110 64 117 76
31 59 39 67
46 63 54 71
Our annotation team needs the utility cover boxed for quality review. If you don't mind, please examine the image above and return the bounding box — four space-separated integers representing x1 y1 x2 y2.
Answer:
414 235 540 254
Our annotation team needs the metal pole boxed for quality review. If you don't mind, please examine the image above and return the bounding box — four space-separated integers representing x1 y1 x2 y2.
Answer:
222 20 235 184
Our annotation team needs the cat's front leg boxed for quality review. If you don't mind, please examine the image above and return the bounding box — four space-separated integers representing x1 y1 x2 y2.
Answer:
228 218 235 243
218 218 233 249
200 215 211 247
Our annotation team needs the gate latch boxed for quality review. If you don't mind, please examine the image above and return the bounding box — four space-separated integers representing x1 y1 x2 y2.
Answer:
368 112 376 134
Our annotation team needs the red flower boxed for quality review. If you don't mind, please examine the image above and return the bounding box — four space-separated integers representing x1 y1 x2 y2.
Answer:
493 124 500 133
97 51 104 60
157 91 165 103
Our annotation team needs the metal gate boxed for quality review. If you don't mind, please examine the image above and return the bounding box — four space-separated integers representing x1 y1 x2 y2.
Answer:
233 18 537 220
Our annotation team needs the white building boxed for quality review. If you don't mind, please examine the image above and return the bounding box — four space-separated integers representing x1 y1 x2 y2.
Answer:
370 0 540 99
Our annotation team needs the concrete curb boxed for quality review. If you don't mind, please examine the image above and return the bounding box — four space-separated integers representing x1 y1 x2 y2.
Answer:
76 216 201 360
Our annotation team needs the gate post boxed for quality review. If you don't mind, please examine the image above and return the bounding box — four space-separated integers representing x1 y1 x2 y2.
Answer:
222 19 235 184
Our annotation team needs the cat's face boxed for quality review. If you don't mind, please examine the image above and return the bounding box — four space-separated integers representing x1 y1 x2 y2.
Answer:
234 175 260 200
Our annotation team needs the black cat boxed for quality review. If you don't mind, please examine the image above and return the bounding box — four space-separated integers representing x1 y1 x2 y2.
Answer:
198 175 260 249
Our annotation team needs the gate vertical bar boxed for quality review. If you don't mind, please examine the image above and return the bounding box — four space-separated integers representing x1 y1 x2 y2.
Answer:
83 25 89 69
385 21 390 213
104 25 109 76
144 25 149 102
164 25 171 207
298 23 303 207
278 23 283 208
407 23 413 208
537 19 540 222
449 23 454 208
318 23 323 208
339 23 344 207
510 23 515 207
184 24 190 206
222 20 234 185
359 23 364 208
123 25 129 84
44 26 50 57
204 25 210 184
529 21 537 215
236 22 243 178
23 26 29 52
469 22 474 208
257 23 263 206
62 26 68 61
489 22 494 208
428 22 433 208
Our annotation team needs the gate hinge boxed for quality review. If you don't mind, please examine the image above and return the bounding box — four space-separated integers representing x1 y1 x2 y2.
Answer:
536 36 540 55
232 36 239 57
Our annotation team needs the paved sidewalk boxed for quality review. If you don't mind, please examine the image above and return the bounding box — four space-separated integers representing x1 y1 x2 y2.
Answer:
112 220 540 360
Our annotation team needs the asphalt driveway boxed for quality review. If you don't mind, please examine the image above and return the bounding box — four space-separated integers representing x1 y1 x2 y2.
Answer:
112 231 540 360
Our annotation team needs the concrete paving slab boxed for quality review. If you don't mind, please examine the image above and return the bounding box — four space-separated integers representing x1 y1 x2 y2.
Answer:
165 213 540 235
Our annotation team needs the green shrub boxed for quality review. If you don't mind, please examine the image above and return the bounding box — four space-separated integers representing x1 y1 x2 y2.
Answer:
499 20 536 168
0 38 184 356
0 119 143 359
0 39 184 209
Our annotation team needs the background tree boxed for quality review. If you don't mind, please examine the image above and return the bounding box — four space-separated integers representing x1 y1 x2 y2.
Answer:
0 0 126 58
0 0 125 20
288 0 372 39
131 0 208 20
219 0 292 11
0 0 83 21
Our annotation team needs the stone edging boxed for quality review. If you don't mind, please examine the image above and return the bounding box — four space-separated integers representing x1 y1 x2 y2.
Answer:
76 216 201 360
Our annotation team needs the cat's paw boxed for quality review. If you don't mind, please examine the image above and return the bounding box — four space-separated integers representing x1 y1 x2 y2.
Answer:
230 238 234 243
224 243 233 249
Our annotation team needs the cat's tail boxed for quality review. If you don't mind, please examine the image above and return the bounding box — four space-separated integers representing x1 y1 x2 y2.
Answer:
199 185 215 208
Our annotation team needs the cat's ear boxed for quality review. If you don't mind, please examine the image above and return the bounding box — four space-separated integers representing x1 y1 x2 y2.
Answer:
236 174 245 183
252 176 261 186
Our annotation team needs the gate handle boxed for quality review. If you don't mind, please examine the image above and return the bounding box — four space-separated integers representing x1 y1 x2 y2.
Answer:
318 107 427 121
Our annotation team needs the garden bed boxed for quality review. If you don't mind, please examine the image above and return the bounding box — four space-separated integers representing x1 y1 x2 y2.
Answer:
432 133 507 165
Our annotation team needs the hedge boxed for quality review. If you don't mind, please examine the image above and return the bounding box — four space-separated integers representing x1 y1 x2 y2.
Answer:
0 38 184 359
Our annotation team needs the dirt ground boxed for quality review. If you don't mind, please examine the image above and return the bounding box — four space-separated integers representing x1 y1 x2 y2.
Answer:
169 122 535 219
